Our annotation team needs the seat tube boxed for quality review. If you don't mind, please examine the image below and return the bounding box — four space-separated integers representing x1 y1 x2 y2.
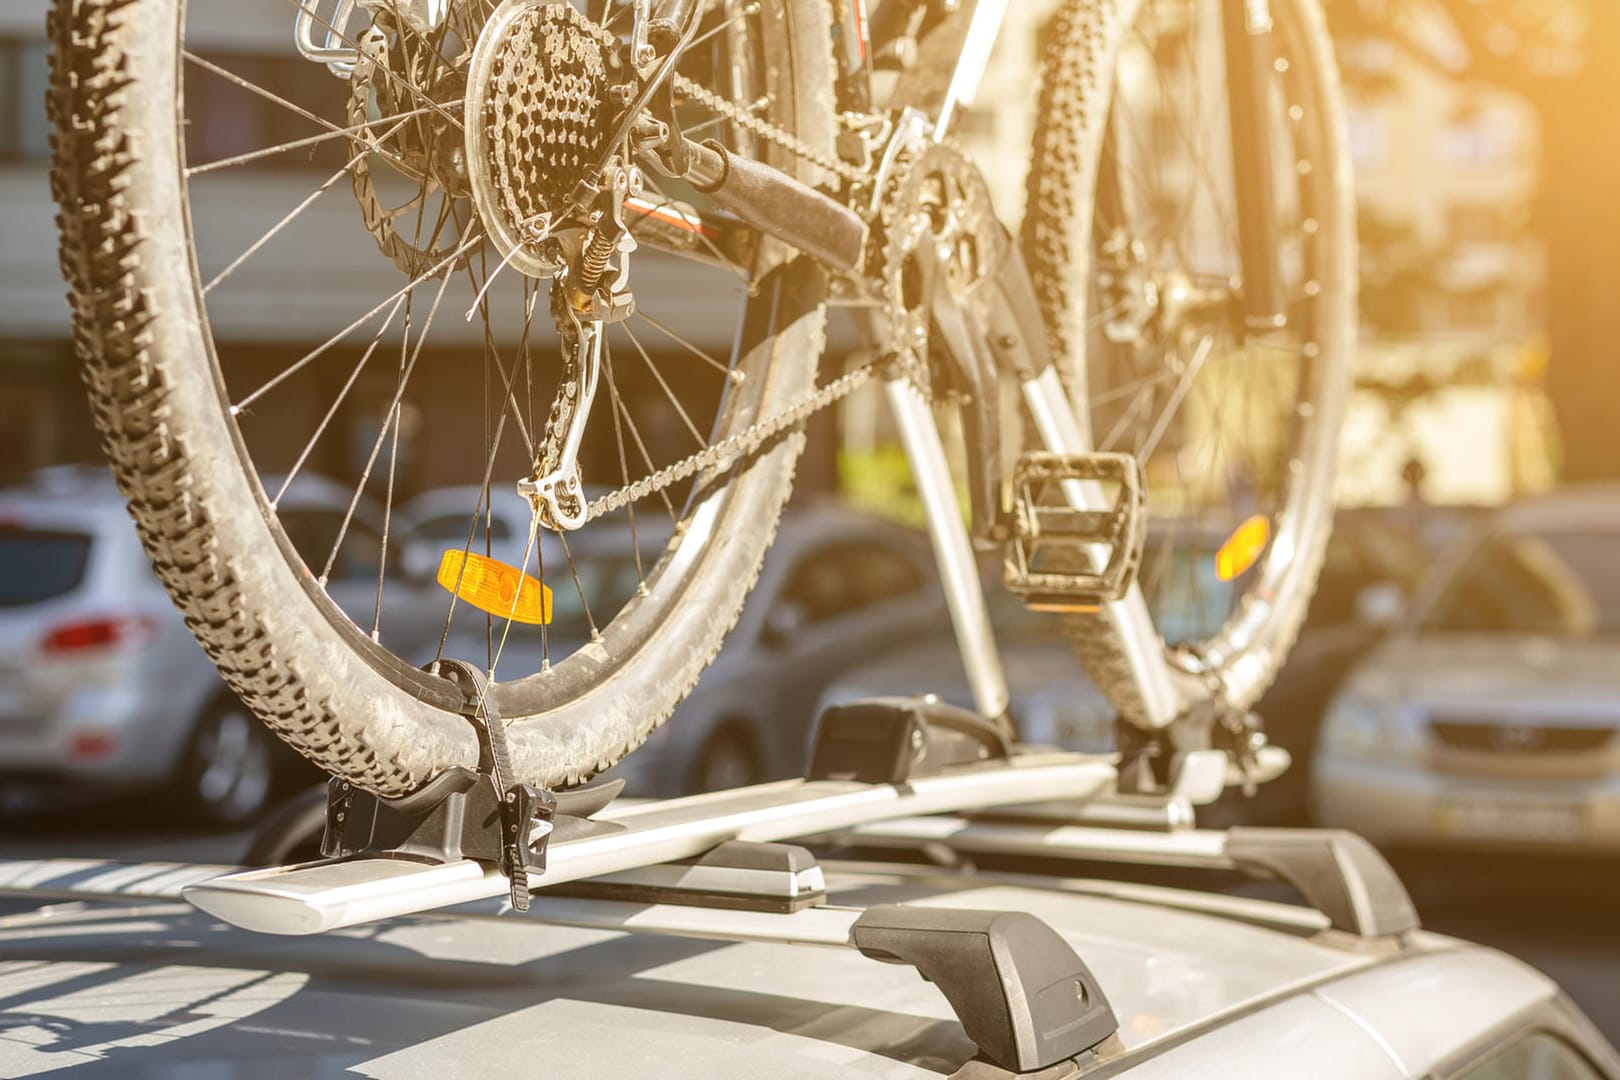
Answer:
1222 0 1288 331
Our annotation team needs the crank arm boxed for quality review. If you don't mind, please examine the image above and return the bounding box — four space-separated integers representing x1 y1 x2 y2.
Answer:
644 139 868 274
911 237 1005 545
912 224 1056 545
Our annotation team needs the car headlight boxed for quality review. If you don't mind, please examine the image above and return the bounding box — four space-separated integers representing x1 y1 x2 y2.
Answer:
1320 696 1423 762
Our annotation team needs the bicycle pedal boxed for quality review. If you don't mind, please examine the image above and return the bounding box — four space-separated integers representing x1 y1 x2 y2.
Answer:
1002 451 1146 612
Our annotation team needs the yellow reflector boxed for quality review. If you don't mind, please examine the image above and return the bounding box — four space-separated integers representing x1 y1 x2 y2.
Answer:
436 550 552 625
1215 514 1271 582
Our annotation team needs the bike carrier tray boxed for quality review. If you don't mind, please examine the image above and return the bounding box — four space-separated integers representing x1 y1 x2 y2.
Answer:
182 752 1118 936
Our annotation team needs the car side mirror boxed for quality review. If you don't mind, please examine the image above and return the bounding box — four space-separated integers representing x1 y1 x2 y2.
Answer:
1355 582 1406 629
763 602 807 648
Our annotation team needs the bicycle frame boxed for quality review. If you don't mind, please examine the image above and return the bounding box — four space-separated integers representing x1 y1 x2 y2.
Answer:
289 0 1278 743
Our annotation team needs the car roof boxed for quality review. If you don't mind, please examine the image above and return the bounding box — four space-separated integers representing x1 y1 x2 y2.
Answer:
1491 484 1620 533
0 860 1411 1079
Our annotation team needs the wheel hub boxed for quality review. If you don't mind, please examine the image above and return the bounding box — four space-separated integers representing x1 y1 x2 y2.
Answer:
465 0 619 277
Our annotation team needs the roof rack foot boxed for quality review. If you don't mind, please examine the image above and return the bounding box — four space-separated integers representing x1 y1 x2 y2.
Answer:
853 904 1117 1073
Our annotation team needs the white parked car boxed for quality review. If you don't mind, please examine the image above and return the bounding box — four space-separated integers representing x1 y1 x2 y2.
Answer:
1313 486 1620 854
0 467 447 824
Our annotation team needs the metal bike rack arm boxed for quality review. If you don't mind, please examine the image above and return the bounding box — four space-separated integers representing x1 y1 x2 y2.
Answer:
838 816 1421 940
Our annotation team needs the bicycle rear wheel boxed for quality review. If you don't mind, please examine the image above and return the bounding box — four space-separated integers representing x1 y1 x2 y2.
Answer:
1024 0 1354 723
49 0 838 796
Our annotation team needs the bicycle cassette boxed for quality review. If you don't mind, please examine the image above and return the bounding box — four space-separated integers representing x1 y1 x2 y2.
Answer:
464 0 621 277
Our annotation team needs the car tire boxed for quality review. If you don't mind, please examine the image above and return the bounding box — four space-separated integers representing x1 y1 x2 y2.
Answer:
692 727 762 794
241 785 329 866
173 699 278 828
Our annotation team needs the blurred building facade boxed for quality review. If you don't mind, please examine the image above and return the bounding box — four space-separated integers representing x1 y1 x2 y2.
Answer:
0 1 805 495
2 2 1552 506
1336 36 1552 506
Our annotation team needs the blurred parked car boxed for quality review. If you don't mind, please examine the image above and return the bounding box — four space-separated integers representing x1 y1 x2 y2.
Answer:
1248 502 1486 821
817 586 1115 754
1314 486 1620 854
399 484 540 581
605 501 942 795
0 466 448 826
820 505 1483 824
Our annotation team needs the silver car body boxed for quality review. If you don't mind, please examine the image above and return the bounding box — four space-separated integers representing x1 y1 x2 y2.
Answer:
1313 487 1620 853
606 502 943 795
0 468 445 791
0 858 1612 1078
0 471 219 786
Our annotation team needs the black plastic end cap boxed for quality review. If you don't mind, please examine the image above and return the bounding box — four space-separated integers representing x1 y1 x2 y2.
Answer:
808 697 1010 784
851 904 1117 1073
1227 827 1421 939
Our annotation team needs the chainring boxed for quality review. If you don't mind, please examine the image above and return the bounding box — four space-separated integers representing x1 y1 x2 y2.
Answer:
871 142 1003 396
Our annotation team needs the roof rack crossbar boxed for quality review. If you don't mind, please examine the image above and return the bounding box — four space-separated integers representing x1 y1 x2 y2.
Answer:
835 817 1420 939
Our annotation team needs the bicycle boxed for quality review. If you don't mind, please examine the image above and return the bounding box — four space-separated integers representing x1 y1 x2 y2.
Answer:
48 0 1353 802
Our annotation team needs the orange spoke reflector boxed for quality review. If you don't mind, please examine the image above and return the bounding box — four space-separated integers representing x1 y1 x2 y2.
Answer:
436 550 552 625
1215 514 1271 582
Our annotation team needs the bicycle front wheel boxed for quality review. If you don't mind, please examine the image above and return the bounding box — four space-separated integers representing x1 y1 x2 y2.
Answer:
50 0 839 796
1023 0 1355 723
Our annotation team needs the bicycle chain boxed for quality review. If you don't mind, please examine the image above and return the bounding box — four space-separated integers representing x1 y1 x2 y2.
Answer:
671 73 867 184
568 28 875 520
466 1 878 524
586 359 878 520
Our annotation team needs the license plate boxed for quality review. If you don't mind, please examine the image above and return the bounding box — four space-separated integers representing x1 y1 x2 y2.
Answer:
1435 799 1583 842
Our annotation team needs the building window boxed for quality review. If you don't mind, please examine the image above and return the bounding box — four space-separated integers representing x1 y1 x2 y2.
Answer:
0 40 51 163
183 50 350 173
1440 110 1517 169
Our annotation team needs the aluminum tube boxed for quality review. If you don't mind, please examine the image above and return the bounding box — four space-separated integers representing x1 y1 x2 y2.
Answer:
883 376 1010 721
1020 368 1184 728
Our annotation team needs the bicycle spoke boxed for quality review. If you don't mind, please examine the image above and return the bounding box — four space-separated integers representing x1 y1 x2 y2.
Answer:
605 360 679 522
317 221 473 586
273 0 466 133
603 340 648 590
554 529 600 643
201 111 423 296
633 311 743 381
185 108 437 176
621 322 708 448
183 52 426 179
232 228 481 413
272 292 409 507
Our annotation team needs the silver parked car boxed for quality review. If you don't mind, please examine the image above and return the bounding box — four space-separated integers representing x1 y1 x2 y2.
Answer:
1313 486 1620 853
0 841 1614 1078
0 467 447 825
605 501 943 795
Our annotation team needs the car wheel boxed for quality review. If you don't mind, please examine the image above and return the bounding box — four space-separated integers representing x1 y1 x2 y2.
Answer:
692 728 762 794
242 785 330 866
175 700 277 827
